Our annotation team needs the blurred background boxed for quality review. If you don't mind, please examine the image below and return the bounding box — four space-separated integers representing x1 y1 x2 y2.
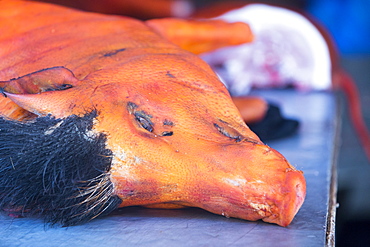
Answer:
36 0 370 245
269 1 370 246
194 1 370 245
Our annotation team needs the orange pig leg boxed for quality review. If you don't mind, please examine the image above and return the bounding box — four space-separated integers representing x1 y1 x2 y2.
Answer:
146 18 253 54
232 96 268 124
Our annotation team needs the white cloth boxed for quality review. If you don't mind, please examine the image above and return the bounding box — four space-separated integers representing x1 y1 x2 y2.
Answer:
201 4 332 96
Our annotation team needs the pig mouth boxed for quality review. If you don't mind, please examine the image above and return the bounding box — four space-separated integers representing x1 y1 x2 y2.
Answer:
0 111 122 226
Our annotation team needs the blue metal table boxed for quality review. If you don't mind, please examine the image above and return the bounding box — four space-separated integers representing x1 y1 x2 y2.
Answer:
0 90 338 247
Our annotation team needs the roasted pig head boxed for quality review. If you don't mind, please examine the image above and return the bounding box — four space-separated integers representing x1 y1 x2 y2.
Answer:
0 1 306 227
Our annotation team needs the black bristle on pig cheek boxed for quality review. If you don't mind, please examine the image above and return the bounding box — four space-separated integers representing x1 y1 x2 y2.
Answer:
0 111 122 226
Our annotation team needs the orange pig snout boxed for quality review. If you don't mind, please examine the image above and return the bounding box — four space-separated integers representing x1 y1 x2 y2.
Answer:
202 152 305 227
181 142 306 227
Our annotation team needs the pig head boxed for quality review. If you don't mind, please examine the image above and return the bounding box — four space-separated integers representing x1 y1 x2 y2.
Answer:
0 1 305 227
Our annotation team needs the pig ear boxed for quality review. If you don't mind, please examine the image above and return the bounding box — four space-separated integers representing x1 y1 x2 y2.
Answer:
146 18 253 54
1 66 79 94
0 67 79 119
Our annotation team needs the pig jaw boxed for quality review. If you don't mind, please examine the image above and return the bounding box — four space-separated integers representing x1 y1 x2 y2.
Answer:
109 141 306 227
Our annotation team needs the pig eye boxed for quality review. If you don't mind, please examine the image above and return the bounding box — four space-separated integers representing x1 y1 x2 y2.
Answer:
127 102 154 132
214 121 261 144
214 123 242 142
134 111 153 132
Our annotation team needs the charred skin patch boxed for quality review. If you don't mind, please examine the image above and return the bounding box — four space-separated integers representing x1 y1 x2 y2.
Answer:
103 48 126 57
161 131 173 136
163 119 174 126
0 111 122 226
0 87 7 97
166 71 176 78
127 101 138 112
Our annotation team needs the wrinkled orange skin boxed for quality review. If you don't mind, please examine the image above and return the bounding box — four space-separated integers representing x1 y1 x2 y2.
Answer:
0 1 305 226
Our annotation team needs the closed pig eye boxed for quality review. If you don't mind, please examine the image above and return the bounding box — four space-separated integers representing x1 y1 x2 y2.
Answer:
127 102 174 137
127 101 154 133
134 111 153 132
